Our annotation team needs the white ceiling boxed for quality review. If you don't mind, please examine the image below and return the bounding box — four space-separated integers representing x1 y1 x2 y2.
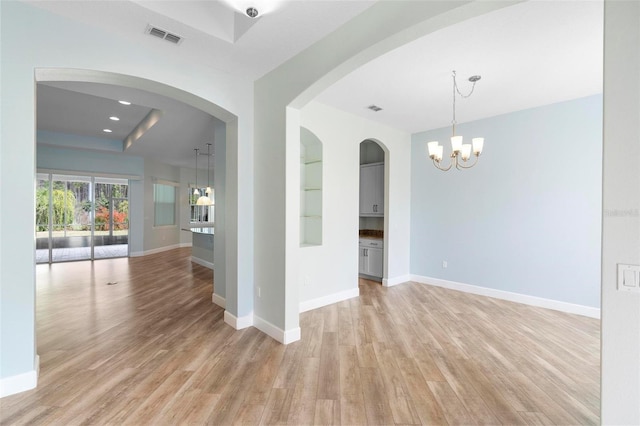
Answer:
316 0 604 133
37 81 220 169
27 0 377 80
32 0 603 169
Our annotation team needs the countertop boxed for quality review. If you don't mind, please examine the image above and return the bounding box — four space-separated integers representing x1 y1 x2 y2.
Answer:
359 229 383 240
182 227 214 235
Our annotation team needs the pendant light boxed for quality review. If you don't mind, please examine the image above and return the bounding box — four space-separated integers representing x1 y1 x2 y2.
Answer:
196 143 212 206
193 148 200 196
205 143 212 197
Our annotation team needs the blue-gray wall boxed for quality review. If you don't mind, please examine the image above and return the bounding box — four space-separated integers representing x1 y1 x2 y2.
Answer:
410 95 602 308
37 143 144 176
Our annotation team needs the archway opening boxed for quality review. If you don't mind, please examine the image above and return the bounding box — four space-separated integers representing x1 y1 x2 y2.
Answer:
358 139 387 284
33 67 240 344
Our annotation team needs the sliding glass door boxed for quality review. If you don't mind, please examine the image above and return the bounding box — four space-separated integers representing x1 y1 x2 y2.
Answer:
35 174 52 263
36 173 129 263
94 178 129 259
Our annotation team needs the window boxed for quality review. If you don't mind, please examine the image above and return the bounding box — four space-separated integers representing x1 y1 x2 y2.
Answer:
190 186 214 223
153 183 176 226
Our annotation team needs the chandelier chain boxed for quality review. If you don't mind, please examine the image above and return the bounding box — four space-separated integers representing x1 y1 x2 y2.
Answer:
453 70 478 98
451 70 479 132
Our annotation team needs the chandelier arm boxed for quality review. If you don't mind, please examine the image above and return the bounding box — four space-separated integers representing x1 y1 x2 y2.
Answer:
433 157 453 172
455 155 480 170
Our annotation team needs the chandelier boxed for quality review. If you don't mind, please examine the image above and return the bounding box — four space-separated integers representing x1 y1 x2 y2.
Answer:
427 70 485 171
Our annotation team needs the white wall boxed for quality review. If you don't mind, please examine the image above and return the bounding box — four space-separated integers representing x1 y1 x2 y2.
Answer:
213 122 227 302
298 102 411 310
0 0 252 394
601 1 640 422
411 95 602 311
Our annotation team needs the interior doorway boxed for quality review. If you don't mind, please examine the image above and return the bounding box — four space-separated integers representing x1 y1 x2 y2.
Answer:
358 140 386 282
36 173 129 263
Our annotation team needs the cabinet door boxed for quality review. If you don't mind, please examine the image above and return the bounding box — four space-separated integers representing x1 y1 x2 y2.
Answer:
372 164 384 214
367 247 383 277
360 163 384 216
358 247 367 274
359 165 375 215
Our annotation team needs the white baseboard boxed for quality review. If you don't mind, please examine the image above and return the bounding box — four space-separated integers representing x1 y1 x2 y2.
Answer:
253 315 301 344
0 355 39 398
283 327 302 344
299 287 360 313
221 310 301 345
383 274 411 287
224 310 253 330
411 275 601 319
212 293 226 308
191 256 214 270
130 243 191 257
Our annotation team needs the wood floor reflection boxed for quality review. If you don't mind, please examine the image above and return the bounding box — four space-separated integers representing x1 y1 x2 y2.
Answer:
0 248 600 424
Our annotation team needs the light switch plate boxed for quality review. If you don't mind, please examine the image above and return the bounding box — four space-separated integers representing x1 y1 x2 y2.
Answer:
617 264 640 293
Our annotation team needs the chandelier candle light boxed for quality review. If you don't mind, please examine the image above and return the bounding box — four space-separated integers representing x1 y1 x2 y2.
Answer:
427 70 485 171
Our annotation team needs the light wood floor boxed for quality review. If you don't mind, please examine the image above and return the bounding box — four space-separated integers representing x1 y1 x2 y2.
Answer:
0 248 600 425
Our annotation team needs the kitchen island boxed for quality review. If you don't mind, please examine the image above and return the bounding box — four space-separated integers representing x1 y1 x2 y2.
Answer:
183 226 214 269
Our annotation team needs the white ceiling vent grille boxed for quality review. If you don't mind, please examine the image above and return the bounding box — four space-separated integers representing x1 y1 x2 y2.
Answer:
145 25 183 45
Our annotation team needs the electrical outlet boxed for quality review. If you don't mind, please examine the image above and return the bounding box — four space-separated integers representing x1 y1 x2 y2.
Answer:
442 261 448 269
258 286 261 298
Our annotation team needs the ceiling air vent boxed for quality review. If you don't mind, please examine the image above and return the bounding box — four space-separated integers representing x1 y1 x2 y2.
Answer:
367 105 383 112
145 25 183 45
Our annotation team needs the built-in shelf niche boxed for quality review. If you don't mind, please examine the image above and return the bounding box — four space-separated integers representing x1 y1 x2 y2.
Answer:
300 127 323 246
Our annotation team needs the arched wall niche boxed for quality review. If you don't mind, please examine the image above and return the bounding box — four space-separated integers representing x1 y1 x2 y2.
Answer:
300 126 323 246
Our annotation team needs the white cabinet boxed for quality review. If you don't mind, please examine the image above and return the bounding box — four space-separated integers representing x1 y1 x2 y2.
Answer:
359 238 383 278
360 163 384 216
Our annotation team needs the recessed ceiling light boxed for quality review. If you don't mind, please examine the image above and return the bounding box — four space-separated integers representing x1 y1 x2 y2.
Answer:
109 116 120 121
103 129 113 133
118 100 131 105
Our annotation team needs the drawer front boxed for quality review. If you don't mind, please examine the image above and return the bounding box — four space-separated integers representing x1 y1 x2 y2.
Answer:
359 238 383 248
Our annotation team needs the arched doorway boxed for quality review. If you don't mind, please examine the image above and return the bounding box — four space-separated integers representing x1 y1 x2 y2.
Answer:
358 139 387 283
32 67 246 348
